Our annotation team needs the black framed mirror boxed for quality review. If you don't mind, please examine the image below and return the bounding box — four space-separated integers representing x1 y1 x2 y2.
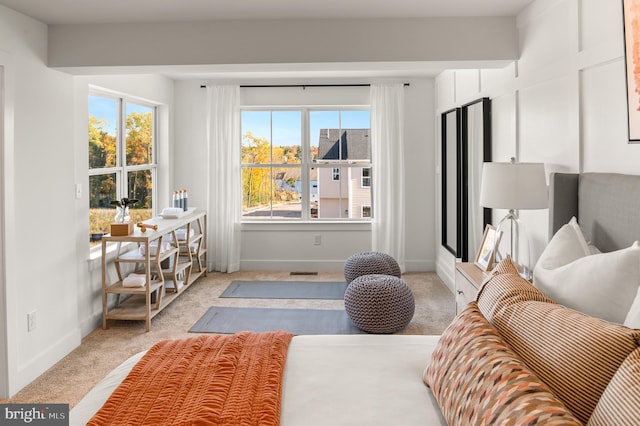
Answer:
461 97 492 262
441 108 462 257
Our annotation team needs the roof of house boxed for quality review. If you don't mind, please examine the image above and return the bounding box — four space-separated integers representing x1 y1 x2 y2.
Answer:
317 129 370 161
275 168 318 181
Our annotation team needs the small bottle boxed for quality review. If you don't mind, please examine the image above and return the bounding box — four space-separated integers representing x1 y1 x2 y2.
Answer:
183 189 188 211
179 189 184 210
172 191 179 208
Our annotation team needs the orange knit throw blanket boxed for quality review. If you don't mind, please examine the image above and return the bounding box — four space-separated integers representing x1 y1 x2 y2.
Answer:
88 331 294 426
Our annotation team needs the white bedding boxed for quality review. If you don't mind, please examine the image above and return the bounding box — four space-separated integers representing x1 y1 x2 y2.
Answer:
70 334 445 425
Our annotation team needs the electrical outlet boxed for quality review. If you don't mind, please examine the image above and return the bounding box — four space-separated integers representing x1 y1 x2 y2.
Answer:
75 183 82 199
27 310 37 332
314 235 321 245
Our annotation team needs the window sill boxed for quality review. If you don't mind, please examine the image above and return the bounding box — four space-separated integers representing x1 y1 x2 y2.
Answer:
240 221 372 232
88 241 137 271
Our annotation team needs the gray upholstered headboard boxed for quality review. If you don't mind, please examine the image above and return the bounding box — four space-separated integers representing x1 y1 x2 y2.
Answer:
549 172 640 252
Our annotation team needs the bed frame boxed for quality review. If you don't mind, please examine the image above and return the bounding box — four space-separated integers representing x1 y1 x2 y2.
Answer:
549 172 640 252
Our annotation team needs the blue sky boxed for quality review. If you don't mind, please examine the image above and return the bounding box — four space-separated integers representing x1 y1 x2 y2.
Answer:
242 109 370 147
90 95 371 147
89 96 153 134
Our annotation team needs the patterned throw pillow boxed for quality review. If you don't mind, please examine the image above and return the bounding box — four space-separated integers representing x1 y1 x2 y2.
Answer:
485 298 640 424
587 347 640 426
477 257 555 322
423 302 581 426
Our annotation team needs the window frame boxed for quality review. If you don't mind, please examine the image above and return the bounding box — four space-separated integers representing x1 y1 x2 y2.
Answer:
240 106 372 222
88 91 158 249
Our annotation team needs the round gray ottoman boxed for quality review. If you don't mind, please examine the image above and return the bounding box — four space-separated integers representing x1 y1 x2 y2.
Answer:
344 274 415 334
344 251 401 284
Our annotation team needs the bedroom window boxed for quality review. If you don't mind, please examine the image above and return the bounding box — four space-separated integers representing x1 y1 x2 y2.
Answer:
241 108 372 220
89 93 157 246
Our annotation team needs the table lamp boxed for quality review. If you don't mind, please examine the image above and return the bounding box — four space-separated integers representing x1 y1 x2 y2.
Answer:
479 158 548 279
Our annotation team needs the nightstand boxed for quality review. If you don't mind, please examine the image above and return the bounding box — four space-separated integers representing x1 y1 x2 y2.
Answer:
455 262 488 313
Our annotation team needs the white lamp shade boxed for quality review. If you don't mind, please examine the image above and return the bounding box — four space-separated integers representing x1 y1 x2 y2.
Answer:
479 161 548 210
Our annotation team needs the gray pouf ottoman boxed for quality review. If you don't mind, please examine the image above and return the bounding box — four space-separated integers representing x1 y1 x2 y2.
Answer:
344 274 415 334
344 251 401 284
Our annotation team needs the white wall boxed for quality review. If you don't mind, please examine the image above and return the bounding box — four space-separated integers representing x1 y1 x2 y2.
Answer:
174 80 436 272
0 5 80 396
435 0 634 290
0 4 179 396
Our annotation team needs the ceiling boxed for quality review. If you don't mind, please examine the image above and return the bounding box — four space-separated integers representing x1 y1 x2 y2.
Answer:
0 0 534 80
0 0 535 25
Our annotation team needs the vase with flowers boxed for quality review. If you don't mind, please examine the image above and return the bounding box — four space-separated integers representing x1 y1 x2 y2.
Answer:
110 197 138 222
109 198 139 236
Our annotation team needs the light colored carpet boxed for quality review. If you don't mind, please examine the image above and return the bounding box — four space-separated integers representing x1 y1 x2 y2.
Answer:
2 270 454 408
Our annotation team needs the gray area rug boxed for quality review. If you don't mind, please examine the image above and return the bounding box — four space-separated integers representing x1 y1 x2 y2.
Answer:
220 280 348 299
189 306 366 335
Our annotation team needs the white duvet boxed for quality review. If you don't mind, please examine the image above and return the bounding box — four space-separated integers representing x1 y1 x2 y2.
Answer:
70 334 445 426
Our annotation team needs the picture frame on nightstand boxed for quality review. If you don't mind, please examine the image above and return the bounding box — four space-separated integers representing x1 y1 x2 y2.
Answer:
474 224 502 271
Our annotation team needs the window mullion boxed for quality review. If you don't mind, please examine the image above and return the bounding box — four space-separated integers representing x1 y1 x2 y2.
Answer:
269 112 274 218
301 108 310 220
119 97 126 199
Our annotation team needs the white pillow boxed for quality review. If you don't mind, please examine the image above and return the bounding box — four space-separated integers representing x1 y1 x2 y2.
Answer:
534 240 640 324
624 286 640 328
535 217 592 271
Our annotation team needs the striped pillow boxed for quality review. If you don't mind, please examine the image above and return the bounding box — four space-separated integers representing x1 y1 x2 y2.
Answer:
491 255 521 275
588 347 640 426
477 257 555 322
423 302 582 425
486 299 640 424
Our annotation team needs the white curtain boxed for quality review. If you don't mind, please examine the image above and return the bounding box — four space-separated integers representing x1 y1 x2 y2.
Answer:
370 84 406 271
206 85 241 272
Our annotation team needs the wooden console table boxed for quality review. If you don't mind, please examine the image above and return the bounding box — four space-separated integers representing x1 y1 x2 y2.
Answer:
101 210 207 331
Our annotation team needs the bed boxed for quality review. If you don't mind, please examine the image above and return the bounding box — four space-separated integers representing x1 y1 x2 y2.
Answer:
70 334 446 425
71 172 640 426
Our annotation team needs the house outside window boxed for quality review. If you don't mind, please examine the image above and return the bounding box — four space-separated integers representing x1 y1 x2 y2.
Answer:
241 108 371 220
88 93 157 245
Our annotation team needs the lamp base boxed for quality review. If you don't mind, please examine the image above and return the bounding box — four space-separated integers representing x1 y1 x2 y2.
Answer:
494 210 532 280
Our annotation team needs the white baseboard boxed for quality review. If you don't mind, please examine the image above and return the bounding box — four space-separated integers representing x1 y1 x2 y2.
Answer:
239 258 437 273
435 255 455 294
80 311 103 338
404 259 436 272
240 259 346 272
15 328 81 395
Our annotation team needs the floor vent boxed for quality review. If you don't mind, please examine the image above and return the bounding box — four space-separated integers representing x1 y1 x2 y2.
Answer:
290 271 318 276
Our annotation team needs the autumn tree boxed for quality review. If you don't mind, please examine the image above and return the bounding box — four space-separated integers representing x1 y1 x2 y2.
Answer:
242 132 302 210
88 111 153 209
88 116 117 208
125 111 153 208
